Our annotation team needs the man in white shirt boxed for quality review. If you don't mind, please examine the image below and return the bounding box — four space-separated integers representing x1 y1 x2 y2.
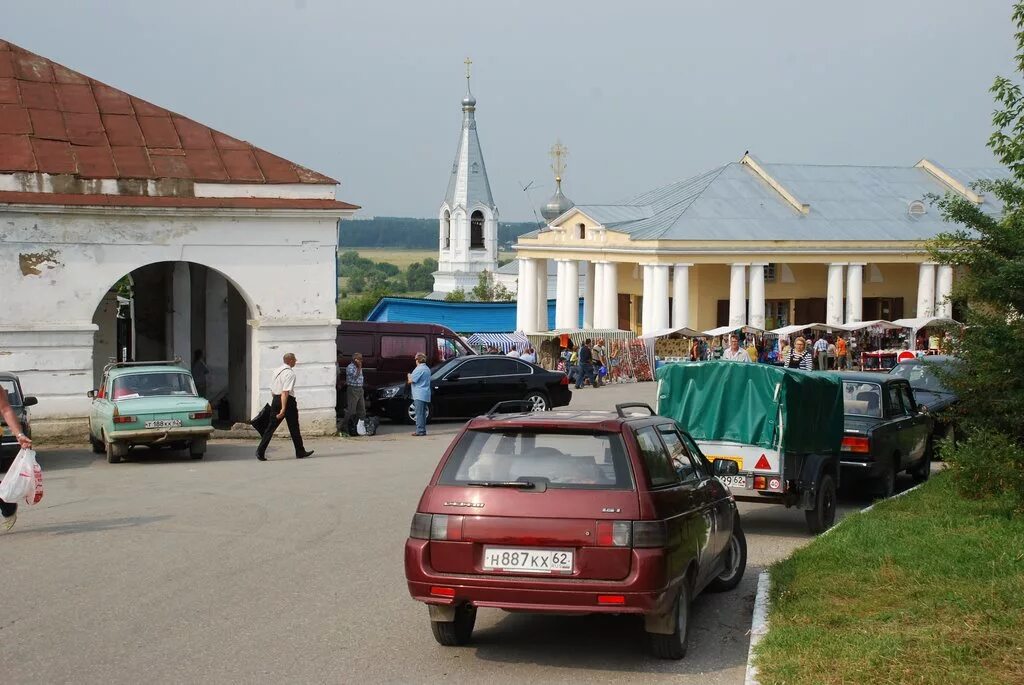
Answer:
813 336 830 371
256 352 313 461
721 334 751 362
507 348 521 358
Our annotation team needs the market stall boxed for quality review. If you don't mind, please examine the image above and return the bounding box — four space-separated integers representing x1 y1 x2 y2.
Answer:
465 332 530 354
892 317 962 353
702 325 765 361
639 326 706 364
526 329 655 382
842 320 907 371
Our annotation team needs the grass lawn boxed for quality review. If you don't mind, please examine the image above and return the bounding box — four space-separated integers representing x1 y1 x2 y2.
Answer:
756 473 1024 685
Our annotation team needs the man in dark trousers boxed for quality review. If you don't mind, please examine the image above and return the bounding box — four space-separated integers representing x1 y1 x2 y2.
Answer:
257 352 314 461
575 338 597 389
1 385 32 531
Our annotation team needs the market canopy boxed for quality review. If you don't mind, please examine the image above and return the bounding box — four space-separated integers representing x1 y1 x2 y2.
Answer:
843 319 907 332
465 332 530 352
639 326 706 340
703 325 765 337
767 323 843 336
891 317 962 330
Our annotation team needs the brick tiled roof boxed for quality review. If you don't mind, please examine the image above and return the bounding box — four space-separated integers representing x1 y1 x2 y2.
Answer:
0 39 338 185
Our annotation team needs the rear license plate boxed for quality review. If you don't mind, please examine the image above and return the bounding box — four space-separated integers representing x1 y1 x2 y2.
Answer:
144 419 182 429
482 547 574 574
719 475 749 489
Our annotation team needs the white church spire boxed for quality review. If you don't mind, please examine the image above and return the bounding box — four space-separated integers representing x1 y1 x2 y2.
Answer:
433 58 500 296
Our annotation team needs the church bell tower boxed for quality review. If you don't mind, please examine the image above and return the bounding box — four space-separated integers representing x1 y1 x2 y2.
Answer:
433 58 499 295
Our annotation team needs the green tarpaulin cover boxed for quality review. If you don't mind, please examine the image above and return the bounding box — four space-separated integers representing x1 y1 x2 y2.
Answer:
655 362 844 454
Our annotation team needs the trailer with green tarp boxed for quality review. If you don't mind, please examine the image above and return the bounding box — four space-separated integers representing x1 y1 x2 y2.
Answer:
655 362 844 533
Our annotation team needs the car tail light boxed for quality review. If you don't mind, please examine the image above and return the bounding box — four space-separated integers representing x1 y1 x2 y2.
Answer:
430 586 455 598
429 514 464 541
190 403 214 420
410 513 432 539
560 374 569 385
842 436 870 453
597 595 625 605
631 520 668 548
596 520 631 547
112 408 135 425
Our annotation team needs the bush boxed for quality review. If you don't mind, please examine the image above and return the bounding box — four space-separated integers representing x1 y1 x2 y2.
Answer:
943 432 1024 513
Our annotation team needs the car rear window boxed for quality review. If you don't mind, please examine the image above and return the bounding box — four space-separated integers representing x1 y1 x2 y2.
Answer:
112 372 196 398
842 381 882 418
439 429 634 490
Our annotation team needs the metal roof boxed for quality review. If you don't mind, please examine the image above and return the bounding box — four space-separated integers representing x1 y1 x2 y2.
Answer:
443 91 494 210
568 159 1009 242
366 296 576 333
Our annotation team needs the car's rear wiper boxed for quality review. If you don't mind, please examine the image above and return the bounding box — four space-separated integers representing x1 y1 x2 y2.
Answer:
466 480 536 489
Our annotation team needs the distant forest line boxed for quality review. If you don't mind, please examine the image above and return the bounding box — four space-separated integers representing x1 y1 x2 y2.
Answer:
339 216 541 248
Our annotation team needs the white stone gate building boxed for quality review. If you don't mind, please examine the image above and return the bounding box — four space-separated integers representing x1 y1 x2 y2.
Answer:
0 41 357 438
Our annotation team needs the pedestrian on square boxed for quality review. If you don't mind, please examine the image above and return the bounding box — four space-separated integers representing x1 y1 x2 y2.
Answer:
520 346 537 364
345 353 366 429
575 339 597 388
592 338 607 387
835 335 848 370
827 338 838 370
256 352 313 461
813 335 829 371
0 385 32 531
408 352 431 436
191 349 210 397
507 347 520 358
785 337 814 370
721 334 750 362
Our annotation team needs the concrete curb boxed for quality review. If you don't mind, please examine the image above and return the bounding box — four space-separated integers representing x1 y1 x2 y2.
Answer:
744 570 771 685
743 481 926 683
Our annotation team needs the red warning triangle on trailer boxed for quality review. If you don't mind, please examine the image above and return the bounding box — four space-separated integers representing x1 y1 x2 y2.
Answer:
754 454 772 470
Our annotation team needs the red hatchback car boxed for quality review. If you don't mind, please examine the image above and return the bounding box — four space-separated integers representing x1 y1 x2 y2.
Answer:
404 402 747 660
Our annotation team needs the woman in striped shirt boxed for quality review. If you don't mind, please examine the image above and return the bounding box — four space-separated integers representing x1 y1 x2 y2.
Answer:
785 337 814 371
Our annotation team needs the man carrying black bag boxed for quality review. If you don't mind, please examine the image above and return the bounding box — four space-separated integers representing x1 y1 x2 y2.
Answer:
256 352 313 461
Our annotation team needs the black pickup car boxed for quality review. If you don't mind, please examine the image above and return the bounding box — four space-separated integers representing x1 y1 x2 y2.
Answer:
837 372 933 498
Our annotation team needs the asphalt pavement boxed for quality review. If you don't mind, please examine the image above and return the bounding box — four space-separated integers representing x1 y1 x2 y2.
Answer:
1 381 891 684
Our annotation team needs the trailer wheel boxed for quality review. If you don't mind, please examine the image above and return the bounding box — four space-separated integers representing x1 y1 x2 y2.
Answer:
805 473 837 534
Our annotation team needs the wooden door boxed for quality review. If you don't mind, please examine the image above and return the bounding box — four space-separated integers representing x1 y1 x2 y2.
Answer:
617 294 631 331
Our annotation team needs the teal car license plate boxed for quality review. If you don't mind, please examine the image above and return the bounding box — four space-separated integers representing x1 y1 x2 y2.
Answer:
144 419 182 429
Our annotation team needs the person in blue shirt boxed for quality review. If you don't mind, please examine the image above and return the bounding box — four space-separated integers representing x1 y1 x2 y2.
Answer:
407 352 431 436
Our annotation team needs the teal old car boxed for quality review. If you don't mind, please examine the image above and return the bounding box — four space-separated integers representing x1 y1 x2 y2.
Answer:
87 360 214 463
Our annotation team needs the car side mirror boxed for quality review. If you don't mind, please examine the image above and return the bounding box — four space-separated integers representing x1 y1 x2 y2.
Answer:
713 459 739 477
87 390 97 399
23 396 38 407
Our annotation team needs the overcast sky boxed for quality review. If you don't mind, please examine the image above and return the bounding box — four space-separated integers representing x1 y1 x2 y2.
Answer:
4 0 1017 220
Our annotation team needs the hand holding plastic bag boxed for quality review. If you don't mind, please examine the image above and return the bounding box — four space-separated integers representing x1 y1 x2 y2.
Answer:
0 448 36 503
23 450 43 506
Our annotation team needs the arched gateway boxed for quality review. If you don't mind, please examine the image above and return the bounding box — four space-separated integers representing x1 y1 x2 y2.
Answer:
0 40 357 440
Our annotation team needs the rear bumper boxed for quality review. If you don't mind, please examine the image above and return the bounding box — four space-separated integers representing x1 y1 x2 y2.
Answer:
404 539 674 615
840 457 883 479
110 426 214 443
549 386 573 408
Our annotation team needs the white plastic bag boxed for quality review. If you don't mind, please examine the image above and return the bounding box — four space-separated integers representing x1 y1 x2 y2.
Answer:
0 448 35 503
23 450 43 506
356 419 367 436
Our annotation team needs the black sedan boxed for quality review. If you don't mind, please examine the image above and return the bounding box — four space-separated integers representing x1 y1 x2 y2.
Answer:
837 372 934 498
1 372 37 468
370 355 572 423
889 355 961 447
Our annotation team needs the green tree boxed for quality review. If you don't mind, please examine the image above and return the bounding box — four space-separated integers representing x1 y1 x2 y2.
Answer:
444 288 467 302
338 292 383 321
347 272 366 294
470 270 514 302
928 2 1024 508
406 261 435 291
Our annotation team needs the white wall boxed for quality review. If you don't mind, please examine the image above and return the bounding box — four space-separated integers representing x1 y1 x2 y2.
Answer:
0 205 344 436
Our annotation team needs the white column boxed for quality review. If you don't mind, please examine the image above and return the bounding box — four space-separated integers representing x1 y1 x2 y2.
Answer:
826 263 845 326
748 263 766 330
672 263 691 329
583 262 596 329
846 263 864 324
651 264 670 331
602 262 618 330
172 262 191 362
517 258 535 332
729 263 747 327
205 270 229 400
563 259 580 329
592 262 605 328
535 259 548 332
641 264 653 332
917 262 936 318
554 259 566 329
935 264 954 318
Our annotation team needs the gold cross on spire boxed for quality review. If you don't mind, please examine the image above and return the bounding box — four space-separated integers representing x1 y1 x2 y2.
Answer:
549 140 568 182
464 57 472 82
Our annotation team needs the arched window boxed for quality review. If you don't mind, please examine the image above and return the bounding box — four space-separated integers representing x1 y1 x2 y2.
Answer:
471 211 485 249
442 211 451 249
578 223 586 240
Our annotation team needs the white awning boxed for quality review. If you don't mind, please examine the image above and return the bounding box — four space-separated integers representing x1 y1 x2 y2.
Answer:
639 326 706 340
891 317 962 330
767 323 843 336
703 325 765 337
842 319 905 332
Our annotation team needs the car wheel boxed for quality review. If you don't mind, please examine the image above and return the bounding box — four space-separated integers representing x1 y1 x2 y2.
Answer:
911 439 932 484
805 473 837 534
104 433 122 464
429 603 476 646
189 438 206 460
404 400 430 425
708 517 747 592
524 391 548 412
874 456 897 499
648 581 691 660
